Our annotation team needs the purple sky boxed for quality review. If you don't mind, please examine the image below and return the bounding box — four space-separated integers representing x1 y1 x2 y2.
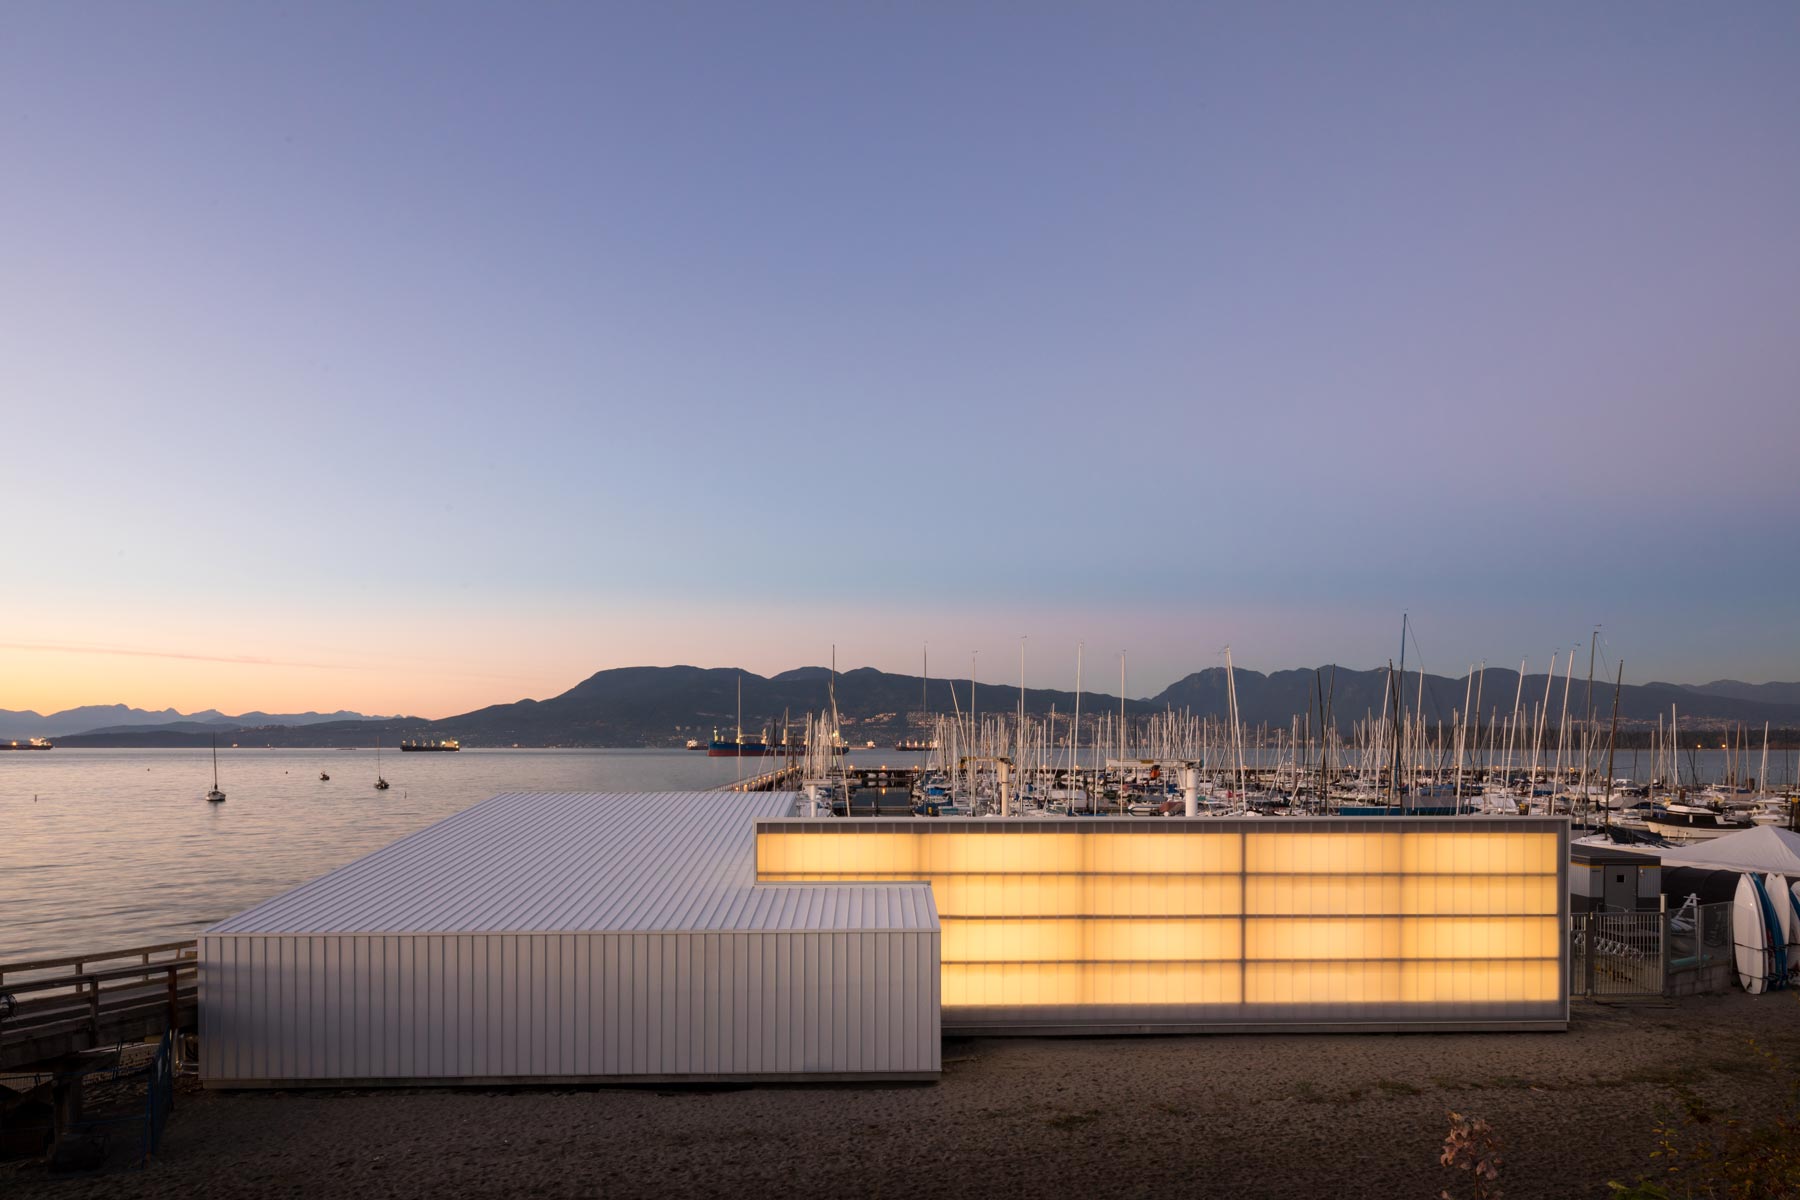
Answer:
3 3 1798 716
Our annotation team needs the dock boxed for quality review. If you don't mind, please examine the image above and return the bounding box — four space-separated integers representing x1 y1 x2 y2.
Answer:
720 763 804 792
719 764 926 794
0 942 197 1071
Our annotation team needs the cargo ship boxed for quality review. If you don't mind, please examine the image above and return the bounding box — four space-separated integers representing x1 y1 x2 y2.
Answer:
0 737 54 751
399 738 461 752
711 673 775 757
893 738 937 752
708 728 772 757
712 729 850 758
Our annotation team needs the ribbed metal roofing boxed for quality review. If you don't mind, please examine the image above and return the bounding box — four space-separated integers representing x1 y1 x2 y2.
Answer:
209 792 937 935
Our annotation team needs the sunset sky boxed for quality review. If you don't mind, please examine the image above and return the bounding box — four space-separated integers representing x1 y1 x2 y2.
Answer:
5 3 1798 719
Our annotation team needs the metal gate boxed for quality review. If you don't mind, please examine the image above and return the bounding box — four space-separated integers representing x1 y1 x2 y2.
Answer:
1570 912 1664 997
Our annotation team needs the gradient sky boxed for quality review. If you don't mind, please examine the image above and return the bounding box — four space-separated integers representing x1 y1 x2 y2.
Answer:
4 2 1798 718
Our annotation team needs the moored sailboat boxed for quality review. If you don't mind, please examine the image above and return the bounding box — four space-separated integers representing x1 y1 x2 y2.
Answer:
205 735 226 803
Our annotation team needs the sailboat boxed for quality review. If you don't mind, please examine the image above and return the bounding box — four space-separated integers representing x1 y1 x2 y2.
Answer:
895 645 938 752
374 736 390 790
205 735 226 803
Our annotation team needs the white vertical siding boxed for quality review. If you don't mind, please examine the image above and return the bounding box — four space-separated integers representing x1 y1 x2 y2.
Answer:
201 929 939 1083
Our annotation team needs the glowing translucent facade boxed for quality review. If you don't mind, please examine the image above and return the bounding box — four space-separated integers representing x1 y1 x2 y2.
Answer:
757 817 1568 1032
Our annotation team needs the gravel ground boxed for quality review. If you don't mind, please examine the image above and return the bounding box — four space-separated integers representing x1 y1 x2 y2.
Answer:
11 993 1800 1199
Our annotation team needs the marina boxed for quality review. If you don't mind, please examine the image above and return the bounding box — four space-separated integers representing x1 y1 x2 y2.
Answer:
3 743 1795 963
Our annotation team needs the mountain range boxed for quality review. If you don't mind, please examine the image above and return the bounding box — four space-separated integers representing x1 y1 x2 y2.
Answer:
35 665 1800 748
0 705 395 742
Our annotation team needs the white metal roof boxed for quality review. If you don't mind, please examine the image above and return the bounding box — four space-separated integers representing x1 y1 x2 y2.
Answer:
208 792 937 935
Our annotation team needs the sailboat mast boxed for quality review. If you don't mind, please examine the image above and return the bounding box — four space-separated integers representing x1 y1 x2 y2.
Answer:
829 645 842 795
1760 721 1769 794
1601 660 1623 827
970 651 977 749
1455 668 1472 811
1073 643 1083 786
1580 628 1597 808
1390 614 1407 805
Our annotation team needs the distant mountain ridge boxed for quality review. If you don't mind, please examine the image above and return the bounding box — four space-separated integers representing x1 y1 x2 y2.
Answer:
1152 666 1800 730
0 705 396 741
41 663 1800 749
1676 679 1800 707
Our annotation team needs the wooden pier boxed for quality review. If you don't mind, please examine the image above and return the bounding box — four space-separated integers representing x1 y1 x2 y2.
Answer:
720 763 804 792
0 942 197 1071
719 765 924 794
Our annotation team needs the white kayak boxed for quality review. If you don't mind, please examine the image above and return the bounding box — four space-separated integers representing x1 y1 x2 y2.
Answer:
1734 873 1775 994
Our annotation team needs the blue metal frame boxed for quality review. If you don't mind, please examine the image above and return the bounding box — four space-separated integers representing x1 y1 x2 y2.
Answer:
64 1029 175 1165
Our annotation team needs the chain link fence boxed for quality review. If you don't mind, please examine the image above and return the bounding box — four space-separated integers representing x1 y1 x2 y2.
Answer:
1667 900 1733 972
1570 910 1665 997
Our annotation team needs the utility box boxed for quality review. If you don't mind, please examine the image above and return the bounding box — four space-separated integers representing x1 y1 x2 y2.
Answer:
1570 843 1661 913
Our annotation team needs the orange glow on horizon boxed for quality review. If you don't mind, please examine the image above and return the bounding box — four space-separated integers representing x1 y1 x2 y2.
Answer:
2 596 1295 720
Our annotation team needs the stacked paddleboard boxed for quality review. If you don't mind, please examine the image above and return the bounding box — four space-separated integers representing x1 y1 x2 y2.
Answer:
1733 872 1800 993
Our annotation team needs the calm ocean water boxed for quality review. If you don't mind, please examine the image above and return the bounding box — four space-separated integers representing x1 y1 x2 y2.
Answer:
2 745 1789 961
0 747 916 960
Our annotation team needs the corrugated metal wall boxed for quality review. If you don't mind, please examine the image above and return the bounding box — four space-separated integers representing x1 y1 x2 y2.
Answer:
201 929 939 1083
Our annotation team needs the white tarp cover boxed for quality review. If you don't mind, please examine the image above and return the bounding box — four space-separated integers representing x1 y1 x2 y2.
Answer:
1654 826 1800 875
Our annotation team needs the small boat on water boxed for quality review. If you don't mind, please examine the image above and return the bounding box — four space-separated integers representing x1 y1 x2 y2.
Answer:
205 736 226 803
374 737 390 791
319 771 330 781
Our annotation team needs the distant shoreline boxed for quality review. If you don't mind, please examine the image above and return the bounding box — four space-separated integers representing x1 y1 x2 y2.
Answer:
39 729 1800 752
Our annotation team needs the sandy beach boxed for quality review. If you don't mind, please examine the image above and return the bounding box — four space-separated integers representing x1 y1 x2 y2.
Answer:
8 992 1797 1199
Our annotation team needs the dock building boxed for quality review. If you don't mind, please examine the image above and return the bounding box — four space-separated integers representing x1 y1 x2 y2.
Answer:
201 794 1567 1086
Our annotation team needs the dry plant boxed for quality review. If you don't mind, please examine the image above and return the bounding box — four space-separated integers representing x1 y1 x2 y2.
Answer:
1439 1109 1503 1200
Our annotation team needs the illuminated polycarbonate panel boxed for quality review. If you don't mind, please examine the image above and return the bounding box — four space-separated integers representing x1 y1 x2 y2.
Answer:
1246 960 1404 1005
1402 916 1560 959
942 917 1241 964
943 961 1241 1008
1245 917 1403 961
756 830 1243 878
756 817 1569 1032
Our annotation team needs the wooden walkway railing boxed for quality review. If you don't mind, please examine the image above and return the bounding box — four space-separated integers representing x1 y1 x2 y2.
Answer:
0 941 198 1070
